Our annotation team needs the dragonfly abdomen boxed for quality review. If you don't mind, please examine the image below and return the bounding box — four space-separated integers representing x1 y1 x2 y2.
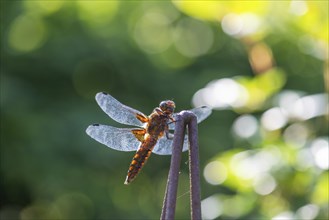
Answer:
124 137 158 185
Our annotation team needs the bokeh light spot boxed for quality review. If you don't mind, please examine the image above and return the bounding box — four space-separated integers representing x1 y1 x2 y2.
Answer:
272 211 294 220
310 138 329 170
134 12 173 54
232 114 258 138
291 94 328 120
296 204 319 220
295 148 314 171
156 47 193 69
76 1 118 27
8 14 46 53
298 35 327 60
222 195 253 217
222 13 261 37
290 0 308 16
249 43 273 73
173 18 214 58
230 149 281 181
24 1 64 15
221 13 243 36
201 195 222 220
283 123 309 147
192 78 248 109
277 90 302 118
203 161 227 185
230 151 257 180
261 107 288 131
252 173 277 195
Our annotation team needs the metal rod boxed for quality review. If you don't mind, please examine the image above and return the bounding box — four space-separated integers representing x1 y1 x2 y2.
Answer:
161 113 185 219
187 113 201 219
160 111 202 220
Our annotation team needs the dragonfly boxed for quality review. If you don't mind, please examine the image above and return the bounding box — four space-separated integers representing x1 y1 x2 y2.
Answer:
86 92 212 185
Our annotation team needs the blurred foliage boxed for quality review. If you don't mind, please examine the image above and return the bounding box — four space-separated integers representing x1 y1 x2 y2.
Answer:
1 1 328 220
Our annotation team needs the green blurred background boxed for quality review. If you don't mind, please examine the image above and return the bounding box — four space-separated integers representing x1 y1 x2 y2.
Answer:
1 1 328 219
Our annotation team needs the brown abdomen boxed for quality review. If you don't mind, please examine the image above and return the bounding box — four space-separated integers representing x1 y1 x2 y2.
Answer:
124 137 157 185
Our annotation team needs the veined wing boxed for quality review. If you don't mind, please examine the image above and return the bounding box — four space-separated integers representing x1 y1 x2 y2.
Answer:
96 92 147 127
153 135 189 155
169 106 212 130
86 124 188 155
86 124 140 151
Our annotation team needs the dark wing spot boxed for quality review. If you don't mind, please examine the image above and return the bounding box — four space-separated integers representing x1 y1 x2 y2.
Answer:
92 123 100 126
101 92 108 95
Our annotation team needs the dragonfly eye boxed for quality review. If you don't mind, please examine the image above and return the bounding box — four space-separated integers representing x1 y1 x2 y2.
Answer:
159 100 175 114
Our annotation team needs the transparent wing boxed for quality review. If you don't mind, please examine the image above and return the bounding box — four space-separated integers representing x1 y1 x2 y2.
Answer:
86 124 140 151
169 106 212 130
95 92 147 127
152 135 189 155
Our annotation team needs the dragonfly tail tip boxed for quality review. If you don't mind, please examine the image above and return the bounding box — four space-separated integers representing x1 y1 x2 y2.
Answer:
124 178 130 185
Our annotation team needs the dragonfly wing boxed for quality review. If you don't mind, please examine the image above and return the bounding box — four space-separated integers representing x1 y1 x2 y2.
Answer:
169 106 212 130
86 124 140 151
96 92 147 127
152 135 189 155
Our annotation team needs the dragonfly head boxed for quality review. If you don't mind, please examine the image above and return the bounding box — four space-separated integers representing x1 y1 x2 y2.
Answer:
159 100 175 115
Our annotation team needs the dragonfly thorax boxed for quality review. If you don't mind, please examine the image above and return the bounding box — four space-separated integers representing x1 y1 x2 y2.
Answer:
146 112 169 138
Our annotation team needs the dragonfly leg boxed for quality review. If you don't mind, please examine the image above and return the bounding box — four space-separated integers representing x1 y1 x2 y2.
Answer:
132 129 146 142
168 116 178 125
165 129 174 140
